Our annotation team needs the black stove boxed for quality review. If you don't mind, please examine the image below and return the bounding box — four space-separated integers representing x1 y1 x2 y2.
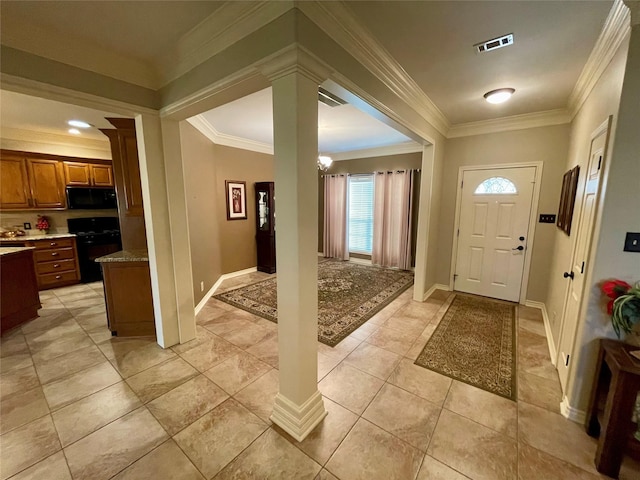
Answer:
68 217 122 282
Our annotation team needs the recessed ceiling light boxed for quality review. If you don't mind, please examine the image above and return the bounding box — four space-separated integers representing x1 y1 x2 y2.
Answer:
68 128 81 135
484 88 515 104
68 120 92 128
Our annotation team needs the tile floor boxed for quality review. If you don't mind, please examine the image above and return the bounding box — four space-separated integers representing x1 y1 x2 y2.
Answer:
1 272 639 480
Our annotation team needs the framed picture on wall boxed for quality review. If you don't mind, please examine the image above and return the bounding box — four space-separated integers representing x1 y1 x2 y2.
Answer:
225 180 247 220
556 166 580 236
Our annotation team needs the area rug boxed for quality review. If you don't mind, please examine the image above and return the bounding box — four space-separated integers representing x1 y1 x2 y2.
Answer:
214 259 414 346
414 293 517 400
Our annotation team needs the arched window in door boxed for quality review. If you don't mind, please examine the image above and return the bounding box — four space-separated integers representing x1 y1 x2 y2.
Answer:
474 176 517 194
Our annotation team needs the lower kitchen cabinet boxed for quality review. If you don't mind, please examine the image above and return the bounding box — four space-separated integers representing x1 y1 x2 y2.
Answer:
1 248 41 335
100 259 155 337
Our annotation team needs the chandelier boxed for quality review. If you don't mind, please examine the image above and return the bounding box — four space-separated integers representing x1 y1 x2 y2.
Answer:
317 155 333 172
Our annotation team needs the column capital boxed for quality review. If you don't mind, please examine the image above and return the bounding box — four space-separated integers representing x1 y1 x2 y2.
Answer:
258 45 332 84
624 1 640 26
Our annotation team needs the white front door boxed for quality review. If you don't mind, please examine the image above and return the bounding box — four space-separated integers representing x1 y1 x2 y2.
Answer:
454 167 536 302
556 120 609 391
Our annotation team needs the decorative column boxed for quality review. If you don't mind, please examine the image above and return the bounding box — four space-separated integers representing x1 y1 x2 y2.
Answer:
413 144 435 301
262 50 329 441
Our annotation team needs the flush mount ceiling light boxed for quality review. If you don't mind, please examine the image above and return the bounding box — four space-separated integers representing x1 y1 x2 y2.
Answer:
317 155 333 172
68 128 81 135
484 88 515 104
68 120 92 128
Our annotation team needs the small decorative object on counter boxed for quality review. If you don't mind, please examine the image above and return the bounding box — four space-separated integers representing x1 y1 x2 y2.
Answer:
36 215 50 234
601 279 640 339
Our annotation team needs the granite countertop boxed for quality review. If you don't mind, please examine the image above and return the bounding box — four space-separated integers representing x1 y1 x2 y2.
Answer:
0 246 36 256
0 233 76 242
95 249 149 263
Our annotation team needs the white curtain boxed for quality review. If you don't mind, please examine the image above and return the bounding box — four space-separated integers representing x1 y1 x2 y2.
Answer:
372 170 414 270
323 174 349 260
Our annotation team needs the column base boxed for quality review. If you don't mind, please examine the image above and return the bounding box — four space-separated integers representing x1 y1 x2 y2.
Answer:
270 390 327 442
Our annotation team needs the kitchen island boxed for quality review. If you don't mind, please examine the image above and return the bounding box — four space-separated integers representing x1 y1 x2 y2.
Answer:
96 249 155 337
1 247 40 334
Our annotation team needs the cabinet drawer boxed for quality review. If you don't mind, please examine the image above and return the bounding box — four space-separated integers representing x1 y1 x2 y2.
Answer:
34 247 75 263
33 238 74 249
37 270 79 288
36 259 76 274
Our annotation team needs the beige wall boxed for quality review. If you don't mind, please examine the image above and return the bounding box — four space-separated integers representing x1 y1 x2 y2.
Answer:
424 137 446 289
437 124 571 302
317 152 422 262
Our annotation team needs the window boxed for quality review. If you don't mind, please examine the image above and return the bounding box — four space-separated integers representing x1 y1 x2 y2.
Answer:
474 176 517 194
348 175 374 254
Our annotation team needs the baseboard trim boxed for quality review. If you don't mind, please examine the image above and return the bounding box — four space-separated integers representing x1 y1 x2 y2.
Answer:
560 395 587 424
524 300 557 366
422 283 450 301
194 267 258 314
270 390 328 442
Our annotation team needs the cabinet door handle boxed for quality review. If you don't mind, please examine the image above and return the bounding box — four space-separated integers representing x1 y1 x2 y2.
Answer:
55 275 62 279
50 242 57 246
53 264 60 268
51 252 59 256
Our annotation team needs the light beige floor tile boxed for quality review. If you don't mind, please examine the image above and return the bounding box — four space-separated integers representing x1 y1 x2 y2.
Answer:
429 289 451 302
42 361 121 410
218 322 276 349
64 407 168 480
52 382 141 446
31 332 94 365
234 369 279 422
216 428 321 479
1 332 30 357
404 325 436 360
387 358 452 406
75 312 108 332
112 440 204 480
98 338 177 378
518 371 562 413
416 455 470 480
316 469 340 480
203 351 272 395
348 321 381 341
20 310 74 335
87 328 113 344
325 418 423 480
382 314 430 337
0 386 49 434
518 305 543 321
246 336 279 368
147 375 228 435
318 363 384 414
23 319 85 349
443 380 517 438
276 397 358 465
34 344 106 385
363 383 440 451
125 357 198 403
518 401 600 475
178 334 242 372
174 398 268 479
518 442 604 480
201 310 258 336
0 365 39 400
518 317 546 336
0 415 61 480
7 451 71 480
170 325 217 355
427 409 517 480
68 303 106 319
343 342 401 380
317 336 362 362
317 352 341 381
0 352 34 375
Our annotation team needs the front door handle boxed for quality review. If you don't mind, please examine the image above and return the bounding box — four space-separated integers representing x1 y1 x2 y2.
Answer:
512 245 524 251
563 271 575 280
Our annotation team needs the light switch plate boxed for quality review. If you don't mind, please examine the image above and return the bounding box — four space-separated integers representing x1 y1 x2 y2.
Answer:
623 232 640 252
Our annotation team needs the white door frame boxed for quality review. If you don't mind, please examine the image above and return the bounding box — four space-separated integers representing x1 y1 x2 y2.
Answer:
449 162 544 304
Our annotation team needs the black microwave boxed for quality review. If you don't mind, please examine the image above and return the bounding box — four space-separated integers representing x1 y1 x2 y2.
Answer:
66 187 118 210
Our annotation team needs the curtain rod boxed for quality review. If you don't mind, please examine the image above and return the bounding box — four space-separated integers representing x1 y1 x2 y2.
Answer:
320 168 421 177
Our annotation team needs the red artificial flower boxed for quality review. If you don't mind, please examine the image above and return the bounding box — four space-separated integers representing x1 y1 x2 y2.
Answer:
601 279 631 299
607 299 614 316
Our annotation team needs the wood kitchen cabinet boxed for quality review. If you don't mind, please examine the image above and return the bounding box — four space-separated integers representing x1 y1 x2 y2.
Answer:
27 158 66 208
1 248 41 335
0 155 31 209
64 161 114 187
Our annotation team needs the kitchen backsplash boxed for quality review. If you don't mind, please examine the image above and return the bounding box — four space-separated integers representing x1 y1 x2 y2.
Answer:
1 209 119 233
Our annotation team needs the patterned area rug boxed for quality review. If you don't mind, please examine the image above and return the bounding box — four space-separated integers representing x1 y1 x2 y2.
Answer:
415 293 517 400
214 259 414 346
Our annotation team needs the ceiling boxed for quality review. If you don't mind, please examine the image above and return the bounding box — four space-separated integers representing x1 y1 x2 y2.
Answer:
0 1 617 151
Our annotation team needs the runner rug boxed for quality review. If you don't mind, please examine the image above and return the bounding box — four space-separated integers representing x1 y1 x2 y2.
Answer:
414 293 517 400
214 259 414 347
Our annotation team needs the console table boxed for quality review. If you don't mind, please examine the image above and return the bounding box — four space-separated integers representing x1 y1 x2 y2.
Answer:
586 338 640 477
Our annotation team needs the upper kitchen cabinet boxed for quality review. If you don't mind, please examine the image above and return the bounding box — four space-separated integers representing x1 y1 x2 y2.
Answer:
26 158 66 208
0 154 31 209
64 161 114 187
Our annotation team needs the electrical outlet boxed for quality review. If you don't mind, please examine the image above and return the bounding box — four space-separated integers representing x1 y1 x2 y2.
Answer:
623 232 640 252
200 281 204 292
23 222 32 230
539 214 556 223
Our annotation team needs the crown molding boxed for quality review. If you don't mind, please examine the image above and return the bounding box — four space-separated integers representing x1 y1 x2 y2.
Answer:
1 127 111 156
447 109 572 139
297 1 450 137
568 0 630 118
187 115 273 155
159 1 294 86
330 142 422 161
623 1 640 26
257 45 333 84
